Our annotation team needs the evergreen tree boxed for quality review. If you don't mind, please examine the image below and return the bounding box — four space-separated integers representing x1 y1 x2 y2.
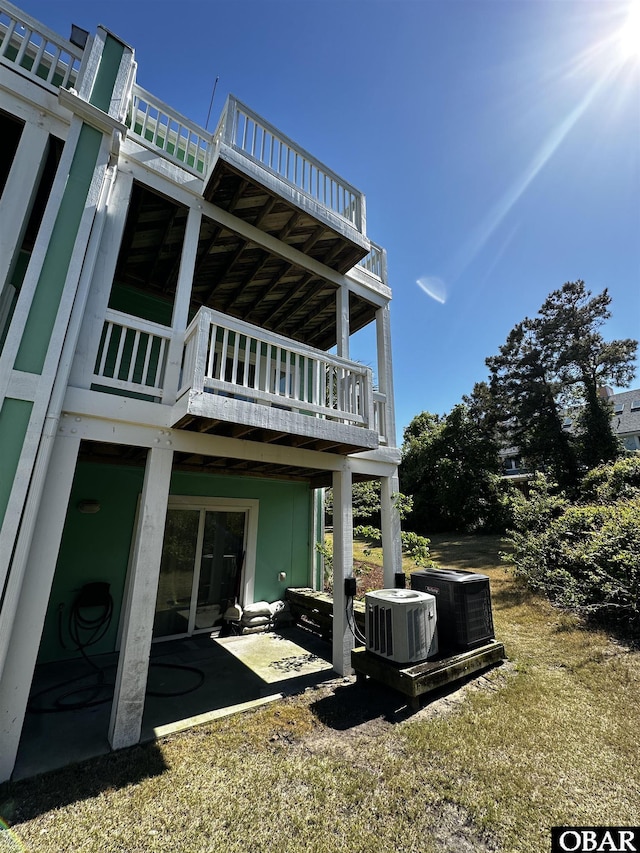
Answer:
487 281 637 485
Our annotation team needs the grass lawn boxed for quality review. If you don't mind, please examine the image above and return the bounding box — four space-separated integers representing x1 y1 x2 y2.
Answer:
2 535 639 852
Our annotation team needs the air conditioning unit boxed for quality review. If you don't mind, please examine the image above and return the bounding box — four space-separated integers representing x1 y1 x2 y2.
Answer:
365 588 437 665
410 569 494 653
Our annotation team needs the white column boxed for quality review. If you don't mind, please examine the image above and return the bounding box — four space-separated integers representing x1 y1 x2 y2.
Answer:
311 487 325 591
69 170 134 388
332 465 354 676
0 124 49 297
376 304 397 447
336 283 349 359
162 206 202 404
381 470 403 589
109 446 173 750
0 433 80 783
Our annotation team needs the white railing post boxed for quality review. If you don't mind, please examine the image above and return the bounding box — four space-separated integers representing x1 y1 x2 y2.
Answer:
191 309 209 396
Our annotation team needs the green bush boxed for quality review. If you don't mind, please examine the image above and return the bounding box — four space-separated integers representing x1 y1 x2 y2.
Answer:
508 465 640 633
580 453 640 503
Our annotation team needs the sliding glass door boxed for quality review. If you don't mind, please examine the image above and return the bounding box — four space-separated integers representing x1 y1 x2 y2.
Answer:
153 504 247 639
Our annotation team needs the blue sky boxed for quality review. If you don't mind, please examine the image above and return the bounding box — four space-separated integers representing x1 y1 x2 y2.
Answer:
23 0 640 441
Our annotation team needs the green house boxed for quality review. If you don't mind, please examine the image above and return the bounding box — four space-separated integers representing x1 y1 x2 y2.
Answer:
0 1 402 781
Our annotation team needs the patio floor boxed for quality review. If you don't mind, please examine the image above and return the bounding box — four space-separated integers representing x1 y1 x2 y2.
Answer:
15 627 334 781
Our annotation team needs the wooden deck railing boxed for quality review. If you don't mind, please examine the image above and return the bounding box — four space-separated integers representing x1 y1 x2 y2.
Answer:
127 85 210 176
92 309 171 398
213 96 365 233
88 308 388 441
179 307 375 430
0 2 83 92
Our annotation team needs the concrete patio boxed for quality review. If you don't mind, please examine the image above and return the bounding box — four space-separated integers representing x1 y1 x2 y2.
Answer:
15 627 334 780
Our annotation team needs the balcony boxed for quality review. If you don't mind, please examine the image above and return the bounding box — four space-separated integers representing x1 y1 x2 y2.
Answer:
89 309 385 454
0 3 83 93
171 307 381 454
204 97 370 275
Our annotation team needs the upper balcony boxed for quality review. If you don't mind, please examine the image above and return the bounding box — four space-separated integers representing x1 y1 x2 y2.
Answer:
0 3 83 93
204 96 370 275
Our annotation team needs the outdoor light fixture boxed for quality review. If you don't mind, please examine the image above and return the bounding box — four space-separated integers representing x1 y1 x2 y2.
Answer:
69 25 89 49
77 499 101 514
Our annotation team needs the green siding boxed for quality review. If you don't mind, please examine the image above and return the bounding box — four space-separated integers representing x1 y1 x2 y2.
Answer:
38 462 145 664
39 463 311 663
88 36 125 112
0 398 33 527
13 34 126 375
171 472 311 603
108 283 173 326
14 124 102 374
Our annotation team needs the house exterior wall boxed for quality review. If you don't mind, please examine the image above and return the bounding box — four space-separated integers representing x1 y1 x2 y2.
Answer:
39 461 311 664
0 2 403 779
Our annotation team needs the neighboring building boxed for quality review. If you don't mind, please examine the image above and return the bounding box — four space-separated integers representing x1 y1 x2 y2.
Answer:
0 3 402 780
500 387 640 482
600 388 640 452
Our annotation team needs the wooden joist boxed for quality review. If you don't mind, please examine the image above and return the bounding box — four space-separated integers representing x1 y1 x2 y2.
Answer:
351 641 506 710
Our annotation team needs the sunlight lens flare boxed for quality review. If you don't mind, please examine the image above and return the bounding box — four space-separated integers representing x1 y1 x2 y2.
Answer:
618 1 640 61
417 276 447 304
0 821 26 852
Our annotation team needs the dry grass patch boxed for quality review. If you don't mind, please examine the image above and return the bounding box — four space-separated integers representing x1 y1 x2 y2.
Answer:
4 534 640 853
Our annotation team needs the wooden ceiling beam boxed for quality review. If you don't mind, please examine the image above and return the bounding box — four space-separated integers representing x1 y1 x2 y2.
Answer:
199 236 251 305
144 205 181 290
244 261 295 321
260 273 316 329
253 195 277 230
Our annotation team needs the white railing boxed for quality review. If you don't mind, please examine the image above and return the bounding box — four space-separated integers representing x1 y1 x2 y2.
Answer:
127 85 211 176
0 2 83 92
179 307 375 429
214 96 365 233
373 391 388 445
92 309 171 398
357 242 387 283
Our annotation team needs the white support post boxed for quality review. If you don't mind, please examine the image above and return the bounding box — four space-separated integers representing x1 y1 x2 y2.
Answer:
0 433 80 783
0 124 49 299
381 471 403 589
336 283 349 359
162 206 202 404
108 446 173 751
311 487 325 591
376 304 397 447
69 170 134 388
332 465 354 676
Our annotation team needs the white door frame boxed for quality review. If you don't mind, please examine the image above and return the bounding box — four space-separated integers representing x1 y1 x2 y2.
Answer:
156 495 259 638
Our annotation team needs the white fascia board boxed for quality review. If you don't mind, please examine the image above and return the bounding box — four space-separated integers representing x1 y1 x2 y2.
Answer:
61 387 390 475
0 66 71 139
58 88 127 138
172 390 379 451
119 138 206 199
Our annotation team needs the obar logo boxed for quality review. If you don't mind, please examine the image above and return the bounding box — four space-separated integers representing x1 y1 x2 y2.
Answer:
552 828 639 852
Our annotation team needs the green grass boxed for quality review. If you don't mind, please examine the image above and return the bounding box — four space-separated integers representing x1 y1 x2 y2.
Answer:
3 535 639 852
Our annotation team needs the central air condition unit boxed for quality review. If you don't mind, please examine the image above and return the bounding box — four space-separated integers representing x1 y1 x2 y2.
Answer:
365 588 437 665
410 568 495 653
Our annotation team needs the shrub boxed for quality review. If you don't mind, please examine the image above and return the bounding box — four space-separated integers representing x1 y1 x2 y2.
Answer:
508 465 640 634
580 453 640 503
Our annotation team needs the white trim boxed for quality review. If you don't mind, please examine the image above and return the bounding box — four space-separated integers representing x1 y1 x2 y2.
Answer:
0 433 80 783
0 122 49 300
109 445 173 750
332 465 354 676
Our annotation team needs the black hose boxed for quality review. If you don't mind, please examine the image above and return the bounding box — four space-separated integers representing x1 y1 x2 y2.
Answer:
29 584 206 713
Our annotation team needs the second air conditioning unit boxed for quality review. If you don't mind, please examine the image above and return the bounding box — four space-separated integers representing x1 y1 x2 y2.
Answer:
365 588 438 665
